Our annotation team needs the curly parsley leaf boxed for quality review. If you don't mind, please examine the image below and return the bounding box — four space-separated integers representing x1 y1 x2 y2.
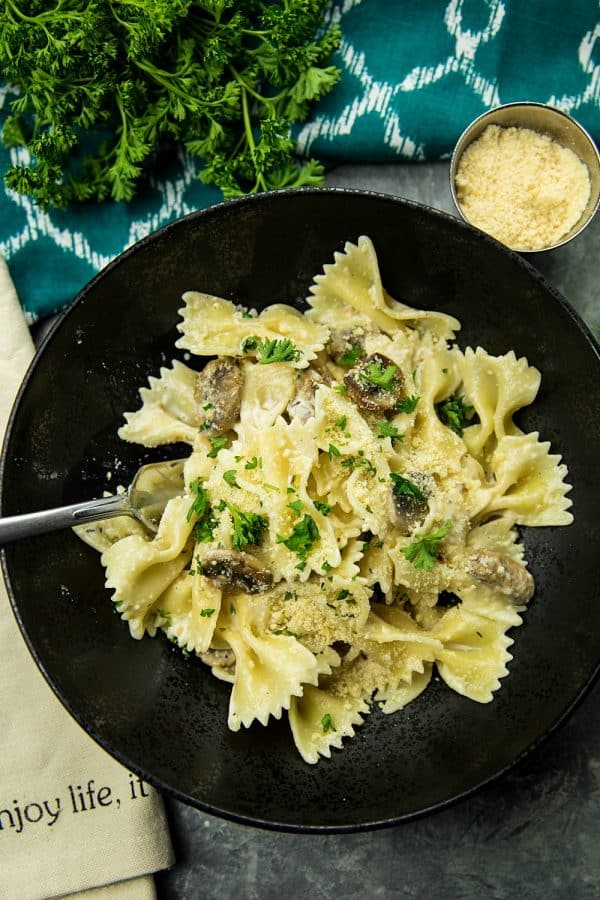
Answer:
400 521 452 570
277 514 320 561
257 338 301 364
222 501 268 551
207 435 229 458
1 0 341 208
377 420 404 442
223 469 240 488
359 361 399 390
187 478 218 542
321 713 336 733
395 395 420 414
337 344 363 367
390 473 426 502
435 395 476 437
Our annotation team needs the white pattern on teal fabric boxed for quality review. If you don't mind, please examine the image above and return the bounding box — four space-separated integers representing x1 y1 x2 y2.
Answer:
548 22 600 114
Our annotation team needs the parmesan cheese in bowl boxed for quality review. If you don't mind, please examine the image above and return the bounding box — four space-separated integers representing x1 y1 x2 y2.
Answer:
450 102 600 253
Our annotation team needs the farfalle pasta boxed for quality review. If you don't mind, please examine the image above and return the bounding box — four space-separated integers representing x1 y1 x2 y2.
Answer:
76 236 573 764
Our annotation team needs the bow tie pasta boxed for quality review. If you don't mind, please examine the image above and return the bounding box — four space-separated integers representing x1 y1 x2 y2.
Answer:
75 236 572 764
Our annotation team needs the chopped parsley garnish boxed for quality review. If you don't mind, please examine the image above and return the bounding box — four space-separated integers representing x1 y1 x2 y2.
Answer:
187 478 210 522
335 415 347 430
327 443 341 459
340 455 377 477
359 360 398 390
241 336 258 353
189 553 205 576
333 384 347 395
400 521 452 570
222 501 268 551
390 473 426 502
321 713 336 733
157 609 171 625
322 560 332 572
337 345 363 367
207 435 229 458
245 456 261 470
277 514 320 561
223 470 240 488
435 394 475 437
200 608 215 618
170 635 191 659
243 336 301 364
377 420 404 442
313 500 332 516
194 511 218 544
395 395 420 414
287 499 304 515
187 479 218 543
203 402 214 411
263 482 280 492
336 589 351 601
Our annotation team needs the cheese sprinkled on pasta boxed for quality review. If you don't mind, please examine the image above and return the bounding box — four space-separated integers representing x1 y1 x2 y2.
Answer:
76 236 573 764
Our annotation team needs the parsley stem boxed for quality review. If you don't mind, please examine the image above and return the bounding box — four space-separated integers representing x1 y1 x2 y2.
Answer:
6 0 76 25
230 64 286 104
237 78 268 193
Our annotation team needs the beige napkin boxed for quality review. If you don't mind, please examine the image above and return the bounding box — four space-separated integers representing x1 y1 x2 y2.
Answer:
0 257 174 900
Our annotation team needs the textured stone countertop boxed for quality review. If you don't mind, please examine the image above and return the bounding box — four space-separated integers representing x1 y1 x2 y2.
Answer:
154 162 600 900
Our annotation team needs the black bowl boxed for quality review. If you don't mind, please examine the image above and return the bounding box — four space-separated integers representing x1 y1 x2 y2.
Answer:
2 189 599 832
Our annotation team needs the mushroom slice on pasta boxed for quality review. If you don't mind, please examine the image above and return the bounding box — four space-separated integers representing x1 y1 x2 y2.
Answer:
289 681 369 764
432 607 514 703
177 293 328 366
307 235 459 340
119 361 200 446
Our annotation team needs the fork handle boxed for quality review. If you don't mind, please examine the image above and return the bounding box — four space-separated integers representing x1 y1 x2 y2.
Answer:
0 494 131 544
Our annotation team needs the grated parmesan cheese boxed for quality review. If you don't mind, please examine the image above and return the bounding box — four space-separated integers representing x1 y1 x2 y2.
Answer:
455 124 591 251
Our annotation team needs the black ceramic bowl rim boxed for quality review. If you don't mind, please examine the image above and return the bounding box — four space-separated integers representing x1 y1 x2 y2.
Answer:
2 187 599 833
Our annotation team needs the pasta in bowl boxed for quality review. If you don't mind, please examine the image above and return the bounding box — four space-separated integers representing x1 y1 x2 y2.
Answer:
76 235 572 765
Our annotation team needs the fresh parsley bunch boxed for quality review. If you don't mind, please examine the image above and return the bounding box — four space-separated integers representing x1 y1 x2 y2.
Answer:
1 0 341 208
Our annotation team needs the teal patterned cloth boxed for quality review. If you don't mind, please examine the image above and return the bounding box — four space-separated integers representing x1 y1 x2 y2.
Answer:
1 0 599 320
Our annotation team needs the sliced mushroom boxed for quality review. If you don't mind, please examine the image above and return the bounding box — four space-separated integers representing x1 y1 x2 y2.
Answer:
195 358 243 434
288 369 319 423
390 492 429 535
466 550 535 604
200 549 273 594
199 647 236 669
327 328 367 364
344 353 404 412
389 471 432 535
